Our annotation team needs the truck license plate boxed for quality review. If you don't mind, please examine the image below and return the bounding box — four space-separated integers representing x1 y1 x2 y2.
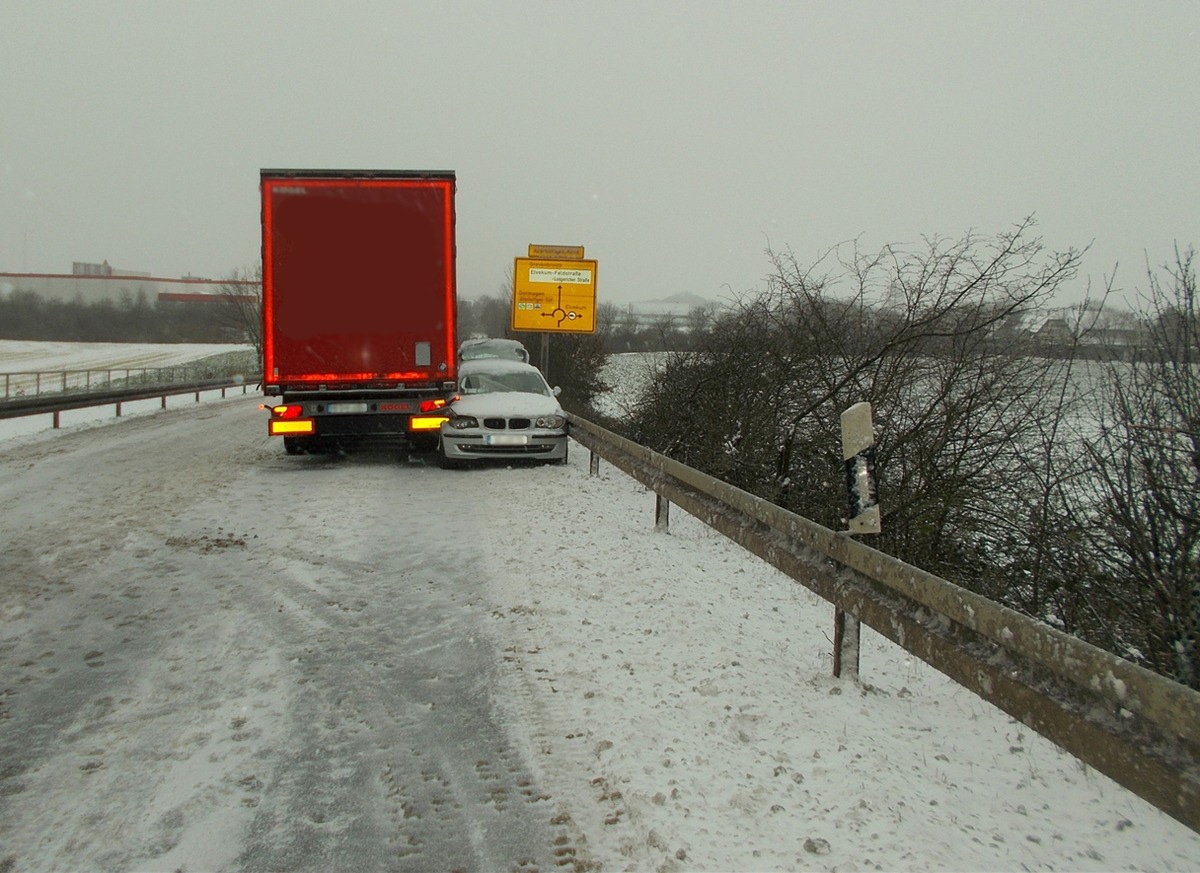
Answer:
326 402 369 413
485 434 528 446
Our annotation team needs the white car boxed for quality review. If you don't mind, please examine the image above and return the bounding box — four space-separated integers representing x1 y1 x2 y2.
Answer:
438 359 569 468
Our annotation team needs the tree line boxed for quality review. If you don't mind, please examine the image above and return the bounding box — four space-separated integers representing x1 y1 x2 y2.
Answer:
0 288 248 344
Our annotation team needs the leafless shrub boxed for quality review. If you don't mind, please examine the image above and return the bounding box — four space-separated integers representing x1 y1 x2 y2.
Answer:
1082 249 1199 686
214 264 263 354
627 221 1092 605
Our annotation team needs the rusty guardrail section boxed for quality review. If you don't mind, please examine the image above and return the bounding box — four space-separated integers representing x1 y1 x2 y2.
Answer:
567 412 1200 833
0 376 259 424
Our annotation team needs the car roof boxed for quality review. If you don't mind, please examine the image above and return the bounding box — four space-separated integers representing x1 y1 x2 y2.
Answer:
458 357 544 377
458 337 528 356
460 337 525 349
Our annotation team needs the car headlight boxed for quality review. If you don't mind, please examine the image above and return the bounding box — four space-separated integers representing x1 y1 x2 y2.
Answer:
535 415 566 429
448 415 479 429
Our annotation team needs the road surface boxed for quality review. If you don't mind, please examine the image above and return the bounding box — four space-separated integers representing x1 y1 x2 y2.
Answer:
3 393 1198 872
0 396 578 871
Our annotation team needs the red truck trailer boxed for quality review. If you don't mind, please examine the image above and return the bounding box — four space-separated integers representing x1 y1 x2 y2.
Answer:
260 169 457 454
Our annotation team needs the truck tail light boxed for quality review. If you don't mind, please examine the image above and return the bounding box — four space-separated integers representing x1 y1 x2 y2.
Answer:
419 398 447 413
271 404 305 420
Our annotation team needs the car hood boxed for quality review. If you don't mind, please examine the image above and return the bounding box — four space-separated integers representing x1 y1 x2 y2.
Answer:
450 392 564 419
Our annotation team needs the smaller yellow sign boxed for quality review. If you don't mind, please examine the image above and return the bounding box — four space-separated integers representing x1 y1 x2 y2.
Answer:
512 257 598 333
528 244 585 260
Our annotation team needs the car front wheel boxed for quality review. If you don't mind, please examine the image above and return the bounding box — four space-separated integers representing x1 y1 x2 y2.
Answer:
437 439 465 470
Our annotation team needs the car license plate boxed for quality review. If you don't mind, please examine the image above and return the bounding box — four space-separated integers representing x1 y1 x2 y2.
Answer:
485 434 528 446
326 402 369 414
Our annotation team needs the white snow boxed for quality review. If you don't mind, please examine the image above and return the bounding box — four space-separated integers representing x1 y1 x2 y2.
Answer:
0 340 251 374
2 342 1199 871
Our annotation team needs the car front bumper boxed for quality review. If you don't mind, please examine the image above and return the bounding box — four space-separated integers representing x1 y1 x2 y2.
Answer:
440 429 569 462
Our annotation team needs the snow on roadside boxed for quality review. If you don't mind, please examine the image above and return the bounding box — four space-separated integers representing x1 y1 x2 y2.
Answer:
0 341 256 443
479 447 1200 871
0 340 252 374
2 342 1198 869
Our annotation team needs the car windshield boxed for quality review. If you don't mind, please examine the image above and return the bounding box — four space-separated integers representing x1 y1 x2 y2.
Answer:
459 371 549 396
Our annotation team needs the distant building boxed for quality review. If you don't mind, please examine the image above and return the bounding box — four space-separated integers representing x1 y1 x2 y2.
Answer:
0 263 258 308
615 292 725 330
71 259 151 279
1021 303 1145 349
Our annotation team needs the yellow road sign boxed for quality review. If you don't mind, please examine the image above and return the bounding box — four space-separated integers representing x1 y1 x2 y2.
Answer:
512 257 598 333
528 244 585 260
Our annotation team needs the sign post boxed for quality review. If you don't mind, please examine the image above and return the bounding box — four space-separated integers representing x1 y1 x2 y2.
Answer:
835 401 879 679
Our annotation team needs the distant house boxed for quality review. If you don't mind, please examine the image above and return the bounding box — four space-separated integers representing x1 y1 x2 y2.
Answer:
1034 316 1073 344
1018 304 1145 351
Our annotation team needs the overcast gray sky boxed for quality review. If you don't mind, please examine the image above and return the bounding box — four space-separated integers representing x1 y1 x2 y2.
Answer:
2 1 1197 306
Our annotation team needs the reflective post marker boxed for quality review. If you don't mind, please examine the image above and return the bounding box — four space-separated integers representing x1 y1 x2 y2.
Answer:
841 402 880 535
836 401 878 680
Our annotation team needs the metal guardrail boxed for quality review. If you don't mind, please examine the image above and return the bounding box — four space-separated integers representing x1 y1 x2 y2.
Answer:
567 412 1200 833
0 376 260 424
1 367 246 401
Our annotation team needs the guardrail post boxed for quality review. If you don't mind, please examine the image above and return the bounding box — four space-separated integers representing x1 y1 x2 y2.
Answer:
832 607 860 680
655 494 670 532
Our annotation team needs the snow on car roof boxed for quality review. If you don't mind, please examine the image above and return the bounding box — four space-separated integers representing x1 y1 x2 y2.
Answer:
460 337 525 349
458 337 529 361
458 357 543 377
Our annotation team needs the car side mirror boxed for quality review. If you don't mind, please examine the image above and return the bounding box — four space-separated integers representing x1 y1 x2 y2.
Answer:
552 386 562 397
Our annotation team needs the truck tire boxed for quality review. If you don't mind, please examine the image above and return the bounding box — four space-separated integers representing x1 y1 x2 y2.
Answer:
284 437 304 455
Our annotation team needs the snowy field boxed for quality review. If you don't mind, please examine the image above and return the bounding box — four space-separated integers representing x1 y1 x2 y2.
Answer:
0 342 1198 871
0 341 256 440
0 340 252 375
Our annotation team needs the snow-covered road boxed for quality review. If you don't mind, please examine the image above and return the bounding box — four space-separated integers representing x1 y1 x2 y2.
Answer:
1 391 1198 872
0 397 569 870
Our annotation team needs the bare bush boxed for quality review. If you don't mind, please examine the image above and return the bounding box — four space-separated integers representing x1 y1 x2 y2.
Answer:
214 265 263 353
627 219 1089 600
1083 249 1199 687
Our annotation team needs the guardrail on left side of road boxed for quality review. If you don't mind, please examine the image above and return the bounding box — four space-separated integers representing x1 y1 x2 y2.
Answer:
0 376 262 427
2 367 251 401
